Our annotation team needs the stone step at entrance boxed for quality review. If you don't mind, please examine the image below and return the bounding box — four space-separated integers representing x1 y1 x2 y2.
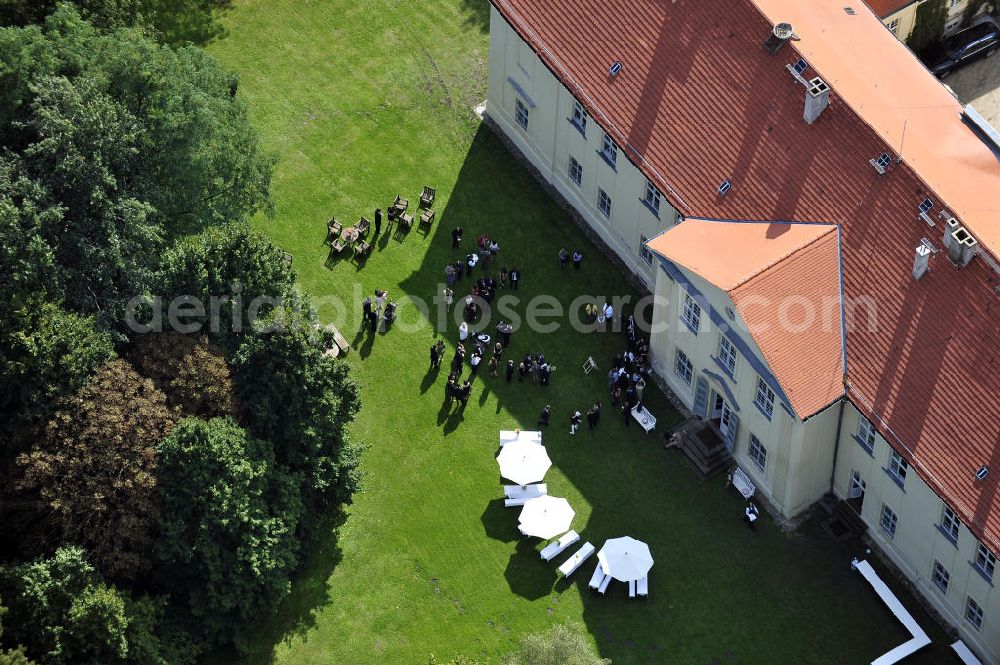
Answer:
667 417 732 481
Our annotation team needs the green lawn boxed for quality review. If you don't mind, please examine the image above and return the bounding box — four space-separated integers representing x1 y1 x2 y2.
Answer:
207 1 954 663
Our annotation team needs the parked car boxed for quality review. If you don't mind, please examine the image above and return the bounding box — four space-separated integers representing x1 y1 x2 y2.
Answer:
923 21 1000 78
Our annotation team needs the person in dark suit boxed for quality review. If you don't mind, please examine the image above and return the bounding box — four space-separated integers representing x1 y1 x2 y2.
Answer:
509 267 521 290
452 226 463 248
538 405 551 427
374 208 382 235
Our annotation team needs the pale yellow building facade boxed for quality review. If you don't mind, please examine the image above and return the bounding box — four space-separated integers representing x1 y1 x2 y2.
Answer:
487 4 999 662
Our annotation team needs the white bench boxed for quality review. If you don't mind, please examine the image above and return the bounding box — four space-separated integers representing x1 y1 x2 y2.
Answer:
854 559 930 665
558 541 594 578
729 466 756 499
630 405 656 434
637 575 648 596
540 530 579 561
504 483 547 499
951 640 984 665
587 564 607 590
499 430 542 447
598 574 611 594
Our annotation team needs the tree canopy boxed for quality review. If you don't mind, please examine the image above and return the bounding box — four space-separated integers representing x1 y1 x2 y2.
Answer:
154 417 302 647
502 624 611 665
127 332 236 419
232 309 362 514
15 359 175 580
0 547 129 665
0 6 272 332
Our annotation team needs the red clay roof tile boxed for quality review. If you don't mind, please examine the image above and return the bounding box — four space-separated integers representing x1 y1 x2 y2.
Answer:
649 220 844 417
492 0 1000 552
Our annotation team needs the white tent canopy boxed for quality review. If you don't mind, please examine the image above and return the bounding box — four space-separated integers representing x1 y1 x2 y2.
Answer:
518 496 575 539
598 536 654 582
496 440 551 485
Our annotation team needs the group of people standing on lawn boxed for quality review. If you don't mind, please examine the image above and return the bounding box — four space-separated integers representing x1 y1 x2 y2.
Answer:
361 289 394 333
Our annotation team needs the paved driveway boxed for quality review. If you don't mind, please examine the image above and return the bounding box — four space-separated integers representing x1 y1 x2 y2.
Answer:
943 52 1000 125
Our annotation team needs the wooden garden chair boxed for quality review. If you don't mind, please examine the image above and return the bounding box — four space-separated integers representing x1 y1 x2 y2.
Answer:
420 185 436 207
330 237 346 254
356 217 371 236
354 240 372 259
399 211 414 230
419 209 435 229
392 194 409 216
327 217 342 239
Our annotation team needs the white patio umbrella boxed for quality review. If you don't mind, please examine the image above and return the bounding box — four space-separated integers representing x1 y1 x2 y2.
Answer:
597 536 654 582
518 496 575 539
496 440 552 485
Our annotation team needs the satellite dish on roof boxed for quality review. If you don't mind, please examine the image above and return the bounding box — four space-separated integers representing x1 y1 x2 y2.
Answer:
764 22 794 54
773 22 794 39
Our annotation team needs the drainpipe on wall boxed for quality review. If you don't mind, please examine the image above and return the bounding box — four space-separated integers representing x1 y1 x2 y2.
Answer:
828 380 848 495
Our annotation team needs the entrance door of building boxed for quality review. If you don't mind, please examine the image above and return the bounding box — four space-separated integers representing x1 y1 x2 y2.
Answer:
719 402 736 452
847 470 866 513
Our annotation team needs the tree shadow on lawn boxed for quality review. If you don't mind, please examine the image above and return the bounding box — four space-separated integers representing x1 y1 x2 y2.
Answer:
458 0 490 32
504 539 556 600
481 498 517 542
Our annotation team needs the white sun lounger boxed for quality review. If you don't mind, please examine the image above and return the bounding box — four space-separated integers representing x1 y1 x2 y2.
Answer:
587 564 607 589
504 483 547 499
598 574 612 594
557 541 595 578
540 530 580 561
629 579 636 598
637 575 648 597
505 497 531 507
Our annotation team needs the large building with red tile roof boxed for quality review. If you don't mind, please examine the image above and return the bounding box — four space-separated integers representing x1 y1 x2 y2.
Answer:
485 0 1000 660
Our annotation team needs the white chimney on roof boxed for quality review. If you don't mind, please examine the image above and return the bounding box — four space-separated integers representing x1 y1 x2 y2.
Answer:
804 77 830 124
950 227 978 267
912 244 931 280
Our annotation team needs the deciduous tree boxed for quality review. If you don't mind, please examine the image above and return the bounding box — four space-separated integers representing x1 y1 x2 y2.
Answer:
502 624 611 665
15 359 175 580
0 547 128 665
232 309 361 515
127 332 235 419
154 417 302 647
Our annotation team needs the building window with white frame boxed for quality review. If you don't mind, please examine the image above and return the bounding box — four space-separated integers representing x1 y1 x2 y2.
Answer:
639 234 654 267
886 17 900 35
945 16 962 32
515 98 529 130
940 505 960 544
674 348 693 385
932 560 950 594
568 156 582 187
856 418 876 454
887 450 908 487
642 180 661 216
748 434 767 473
879 504 898 539
965 597 984 630
681 293 701 334
718 335 737 376
600 133 617 168
597 188 612 218
754 376 775 419
974 543 997 582
571 101 587 136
